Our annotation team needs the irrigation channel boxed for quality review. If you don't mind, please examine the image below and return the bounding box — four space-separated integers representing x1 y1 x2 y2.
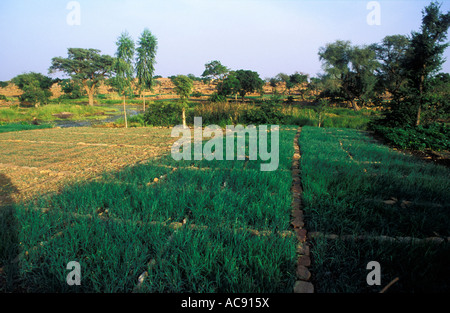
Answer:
52 105 141 128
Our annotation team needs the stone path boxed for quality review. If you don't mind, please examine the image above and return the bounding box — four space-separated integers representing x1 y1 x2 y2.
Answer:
291 127 314 293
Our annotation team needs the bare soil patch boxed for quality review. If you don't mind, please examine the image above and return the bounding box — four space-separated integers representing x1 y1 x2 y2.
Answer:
0 127 175 203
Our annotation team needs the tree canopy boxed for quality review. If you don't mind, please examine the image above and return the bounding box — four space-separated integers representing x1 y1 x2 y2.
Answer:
201 60 229 81
136 28 158 94
12 72 54 107
49 48 114 106
318 40 379 110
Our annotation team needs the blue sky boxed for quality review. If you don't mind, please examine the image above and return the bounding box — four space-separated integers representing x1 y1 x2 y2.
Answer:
0 0 449 81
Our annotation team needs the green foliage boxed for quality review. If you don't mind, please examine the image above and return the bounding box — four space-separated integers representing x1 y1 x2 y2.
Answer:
0 81 9 88
49 48 115 105
57 79 85 99
372 34 410 100
372 123 450 151
208 93 227 103
11 72 54 106
191 91 202 98
318 40 379 110
143 101 183 126
0 122 53 133
242 101 285 125
2 128 298 292
114 31 136 97
172 75 193 103
136 28 158 93
234 70 264 101
201 60 229 81
300 127 450 292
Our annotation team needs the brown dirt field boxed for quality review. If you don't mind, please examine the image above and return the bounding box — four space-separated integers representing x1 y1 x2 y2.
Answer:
0 127 176 204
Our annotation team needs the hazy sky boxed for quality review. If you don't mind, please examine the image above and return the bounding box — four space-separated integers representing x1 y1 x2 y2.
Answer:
0 0 449 81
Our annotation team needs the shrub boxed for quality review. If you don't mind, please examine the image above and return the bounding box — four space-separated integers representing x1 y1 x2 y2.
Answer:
372 123 450 151
208 93 227 103
241 101 285 125
143 102 183 126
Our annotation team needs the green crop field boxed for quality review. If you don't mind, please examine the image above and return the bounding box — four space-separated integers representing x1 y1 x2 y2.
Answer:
0 126 299 292
299 127 450 292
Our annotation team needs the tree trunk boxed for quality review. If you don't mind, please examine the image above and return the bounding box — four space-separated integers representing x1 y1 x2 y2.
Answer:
143 94 146 112
416 71 425 126
83 83 95 106
416 105 422 126
123 95 128 128
182 107 186 128
350 100 360 111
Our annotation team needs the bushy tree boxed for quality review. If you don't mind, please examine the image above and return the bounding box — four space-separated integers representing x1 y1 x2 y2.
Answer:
234 70 264 102
318 40 379 110
201 60 229 82
49 48 114 106
12 72 54 107
172 75 193 127
289 72 309 99
371 34 410 102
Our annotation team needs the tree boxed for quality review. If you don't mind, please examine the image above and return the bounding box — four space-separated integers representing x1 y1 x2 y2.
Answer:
201 60 229 82
404 1 450 126
268 77 280 93
172 75 193 127
12 72 54 107
234 70 264 102
289 72 309 99
114 31 136 128
318 40 379 110
276 73 291 95
136 28 158 112
372 35 410 102
49 48 114 106
217 71 241 102
57 79 85 99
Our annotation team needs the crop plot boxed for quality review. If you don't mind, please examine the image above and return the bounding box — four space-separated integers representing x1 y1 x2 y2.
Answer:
0 127 175 203
299 127 450 292
1 126 299 292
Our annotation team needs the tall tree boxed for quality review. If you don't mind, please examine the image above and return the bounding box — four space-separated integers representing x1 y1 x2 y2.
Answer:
114 31 136 128
404 1 450 126
136 28 158 112
172 75 193 128
49 48 114 106
372 35 410 102
318 40 379 110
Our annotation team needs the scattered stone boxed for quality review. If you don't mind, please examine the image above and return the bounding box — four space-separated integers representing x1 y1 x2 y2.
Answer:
291 217 304 229
297 243 310 256
295 228 307 242
296 265 311 281
297 255 311 267
293 280 314 293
